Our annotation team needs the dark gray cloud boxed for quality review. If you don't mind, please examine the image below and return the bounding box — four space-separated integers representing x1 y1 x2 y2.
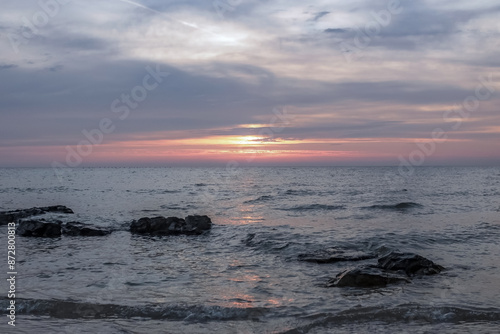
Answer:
312 11 330 21
47 34 112 51
307 1 500 54
0 64 17 70
47 64 64 72
324 28 347 34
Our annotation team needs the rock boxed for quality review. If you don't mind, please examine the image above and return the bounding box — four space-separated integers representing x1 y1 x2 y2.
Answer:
130 215 212 236
130 217 154 234
39 205 74 214
130 216 180 235
327 265 410 287
377 251 444 276
62 222 111 236
298 247 376 264
17 220 62 237
185 215 212 233
0 206 73 225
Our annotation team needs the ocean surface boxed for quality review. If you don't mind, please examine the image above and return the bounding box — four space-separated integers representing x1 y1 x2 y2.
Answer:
0 167 499 333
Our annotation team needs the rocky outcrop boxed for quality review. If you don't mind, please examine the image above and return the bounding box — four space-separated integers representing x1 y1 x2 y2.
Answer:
327 265 410 287
0 206 73 225
326 251 444 288
377 251 444 276
130 215 212 236
5 206 212 238
17 220 62 237
298 248 376 264
62 222 111 237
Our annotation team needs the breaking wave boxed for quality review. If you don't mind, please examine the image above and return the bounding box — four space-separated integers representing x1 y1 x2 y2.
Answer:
3 298 268 322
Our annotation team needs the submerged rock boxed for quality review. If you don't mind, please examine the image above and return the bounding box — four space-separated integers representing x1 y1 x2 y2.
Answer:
0 206 73 225
377 251 444 276
62 222 111 237
298 248 376 264
130 215 212 236
17 220 62 237
327 266 410 287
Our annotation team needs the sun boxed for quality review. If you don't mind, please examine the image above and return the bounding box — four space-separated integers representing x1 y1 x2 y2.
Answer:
234 136 265 145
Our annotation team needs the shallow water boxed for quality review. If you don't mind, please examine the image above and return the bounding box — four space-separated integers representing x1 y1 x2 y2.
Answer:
0 167 499 333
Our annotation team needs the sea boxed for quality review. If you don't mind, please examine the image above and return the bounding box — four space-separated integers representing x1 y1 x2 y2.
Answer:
0 167 499 334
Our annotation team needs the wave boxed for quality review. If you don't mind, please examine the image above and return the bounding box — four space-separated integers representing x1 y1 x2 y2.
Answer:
133 189 181 194
279 204 346 212
243 232 291 251
298 247 376 263
278 304 500 333
363 202 423 210
0 186 69 194
282 189 316 196
4 298 500 327
243 195 273 204
159 204 194 211
3 298 268 322
357 221 500 250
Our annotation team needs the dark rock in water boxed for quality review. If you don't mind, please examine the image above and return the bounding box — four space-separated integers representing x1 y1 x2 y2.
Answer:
130 215 212 235
39 205 73 214
326 251 444 288
62 222 111 237
377 251 444 276
185 215 212 233
17 220 62 237
130 217 151 234
327 265 410 287
130 216 184 235
0 206 73 225
298 248 376 264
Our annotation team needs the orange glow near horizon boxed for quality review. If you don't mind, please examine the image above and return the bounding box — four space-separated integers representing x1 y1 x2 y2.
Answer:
90 134 468 152
4 131 498 167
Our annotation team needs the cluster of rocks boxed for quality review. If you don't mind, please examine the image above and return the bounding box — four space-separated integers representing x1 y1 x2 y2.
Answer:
0 205 73 225
326 251 444 288
0 206 212 238
130 215 212 236
17 220 111 238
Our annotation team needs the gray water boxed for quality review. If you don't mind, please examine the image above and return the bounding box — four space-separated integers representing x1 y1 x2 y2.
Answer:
0 167 499 333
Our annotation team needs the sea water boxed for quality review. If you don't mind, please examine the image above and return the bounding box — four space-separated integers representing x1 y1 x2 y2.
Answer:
0 167 499 333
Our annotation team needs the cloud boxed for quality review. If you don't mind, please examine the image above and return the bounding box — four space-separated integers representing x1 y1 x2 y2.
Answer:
0 0 499 166
47 64 64 72
0 64 17 70
324 28 347 33
312 11 330 21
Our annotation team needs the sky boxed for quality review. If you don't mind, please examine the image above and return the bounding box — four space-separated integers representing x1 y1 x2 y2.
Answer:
0 0 499 167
